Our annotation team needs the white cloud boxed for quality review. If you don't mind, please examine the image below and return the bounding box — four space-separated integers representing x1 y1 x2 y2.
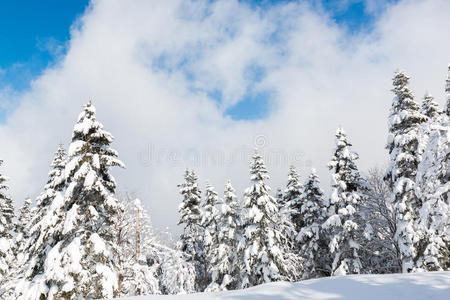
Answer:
0 0 449 234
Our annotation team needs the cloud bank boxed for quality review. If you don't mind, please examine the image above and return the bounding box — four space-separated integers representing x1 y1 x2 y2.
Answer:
1 0 449 234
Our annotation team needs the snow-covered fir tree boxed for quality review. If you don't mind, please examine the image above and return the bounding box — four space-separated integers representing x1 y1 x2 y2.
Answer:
277 166 303 280
415 86 450 271
0 160 14 279
237 150 287 288
177 169 204 291
417 93 442 162
15 101 126 299
323 127 367 276
297 169 330 279
201 182 219 290
420 93 441 119
7 144 67 297
38 144 67 208
283 166 303 236
206 180 240 291
385 71 427 273
14 197 34 264
16 197 33 239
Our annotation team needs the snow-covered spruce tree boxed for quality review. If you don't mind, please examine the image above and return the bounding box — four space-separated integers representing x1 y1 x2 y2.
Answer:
16 197 33 239
283 166 303 238
7 144 67 296
177 169 204 291
14 197 34 264
360 167 401 274
414 76 448 271
201 182 219 290
420 93 441 119
297 169 330 279
29 143 66 237
417 93 442 161
385 71 427 273
38 144 67 208
0 160 14 279
322 127 367 276
22 101 125 299
276 184 297 250
275 166 303 280
237 150 287 288
415 94 450 271
206 180 240 291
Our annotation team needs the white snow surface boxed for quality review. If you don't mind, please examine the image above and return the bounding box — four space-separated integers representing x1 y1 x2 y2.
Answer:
120 271 450 300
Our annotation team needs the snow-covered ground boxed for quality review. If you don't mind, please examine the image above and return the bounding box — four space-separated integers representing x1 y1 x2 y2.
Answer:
123 271 450 300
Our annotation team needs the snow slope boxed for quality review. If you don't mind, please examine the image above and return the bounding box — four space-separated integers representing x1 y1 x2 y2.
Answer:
123 271 450 300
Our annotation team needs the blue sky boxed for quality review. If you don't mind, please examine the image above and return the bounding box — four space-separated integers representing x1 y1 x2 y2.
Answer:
0 0 89 121
0 0 385 122
0 1 89 88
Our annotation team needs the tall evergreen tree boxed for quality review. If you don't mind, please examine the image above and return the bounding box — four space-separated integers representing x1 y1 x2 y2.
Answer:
177 169 203 291
415 85 450 271
20 101 125 299
0 160 14 278
16 197 33 238
14 197 34 264
206 181 239 292
237 150 286 288
417 93 442 163
277 167 303 281
283 166 303 234
39 144 67 207
8 144 67 297
385 71 427 273
420 93 441 119
323 127 366 275
201 182 219 290
297 169 330 279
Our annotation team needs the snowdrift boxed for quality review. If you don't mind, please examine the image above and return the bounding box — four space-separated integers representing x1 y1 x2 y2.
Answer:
123 271 450 300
